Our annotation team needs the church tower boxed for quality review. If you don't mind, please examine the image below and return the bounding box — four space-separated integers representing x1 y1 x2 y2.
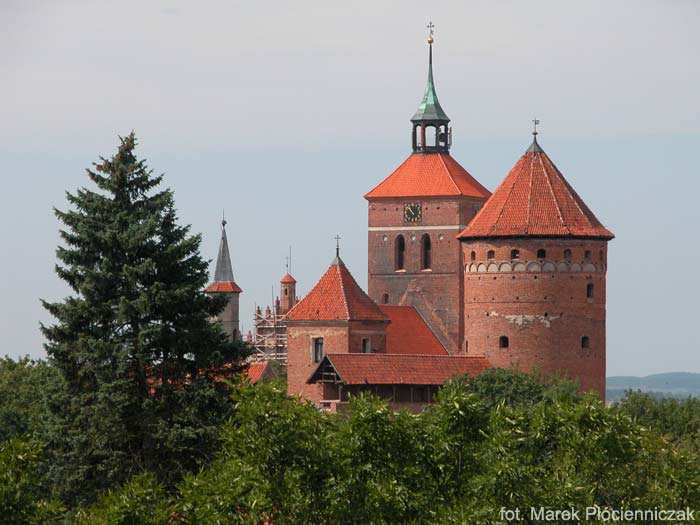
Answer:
365 31 490 353
458 130 614 398
205 218 242 340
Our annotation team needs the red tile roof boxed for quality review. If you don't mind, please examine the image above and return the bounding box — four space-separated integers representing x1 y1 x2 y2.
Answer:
280 273 297 284
205 281 242 293
309 353 490 385
285 258 387 322
458 143 614 240
246 361 270 384
364 153 491 199
379 305 447 355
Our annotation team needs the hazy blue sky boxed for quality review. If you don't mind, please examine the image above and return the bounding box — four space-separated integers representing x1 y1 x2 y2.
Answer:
1 1 698 376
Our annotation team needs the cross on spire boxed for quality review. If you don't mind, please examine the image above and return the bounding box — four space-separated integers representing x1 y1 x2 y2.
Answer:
532 118 540 136
334 235 341 257
427 21 435 38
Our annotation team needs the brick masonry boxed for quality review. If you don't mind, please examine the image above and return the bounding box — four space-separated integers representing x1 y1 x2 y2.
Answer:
462 238 608 398
367 196 487 353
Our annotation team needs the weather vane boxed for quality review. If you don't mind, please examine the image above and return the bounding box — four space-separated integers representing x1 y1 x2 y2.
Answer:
532 118 540 136
427 21 435 43
335 234 341 257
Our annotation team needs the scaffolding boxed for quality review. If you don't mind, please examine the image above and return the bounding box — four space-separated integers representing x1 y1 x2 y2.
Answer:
252 306 288 362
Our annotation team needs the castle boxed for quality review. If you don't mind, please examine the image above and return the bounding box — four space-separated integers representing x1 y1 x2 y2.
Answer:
206 34 614 410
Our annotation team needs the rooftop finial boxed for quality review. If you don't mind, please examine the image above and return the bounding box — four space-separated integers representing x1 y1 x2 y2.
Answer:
222 209 227 228
335 234 341 258
532 118 540 137
527 118 544 153
427 21 435 44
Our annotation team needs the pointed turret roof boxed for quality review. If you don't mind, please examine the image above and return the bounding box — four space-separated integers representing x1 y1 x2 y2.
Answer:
285 255 387 322
411 39 450 123
280 273 297 284
364 152 491 199
458 137 614 240
206 219 242 294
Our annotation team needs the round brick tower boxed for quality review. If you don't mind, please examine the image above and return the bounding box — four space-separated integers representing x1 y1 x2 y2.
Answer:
457 133 614 398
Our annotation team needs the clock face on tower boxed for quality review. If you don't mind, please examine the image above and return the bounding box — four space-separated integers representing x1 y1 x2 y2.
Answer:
403 202 422 223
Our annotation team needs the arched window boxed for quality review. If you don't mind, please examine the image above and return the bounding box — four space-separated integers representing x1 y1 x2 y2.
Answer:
511 249 520 260
581 336 590 349
421 234 431 269
395 235 405 270
499 336 509 349
586 283 594 298
487 250 495 260
537 249 546 259
382 293 389 304
470 251 476 261
564 249 572 262
584 250 591 260
284 288 288 296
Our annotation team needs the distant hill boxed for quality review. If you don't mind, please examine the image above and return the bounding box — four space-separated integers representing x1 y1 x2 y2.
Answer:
607 372 700 401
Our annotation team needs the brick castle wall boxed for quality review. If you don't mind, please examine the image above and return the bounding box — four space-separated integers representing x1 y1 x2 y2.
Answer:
462 238 608 398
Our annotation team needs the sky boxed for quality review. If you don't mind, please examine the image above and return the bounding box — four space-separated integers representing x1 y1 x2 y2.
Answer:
1 0 698 376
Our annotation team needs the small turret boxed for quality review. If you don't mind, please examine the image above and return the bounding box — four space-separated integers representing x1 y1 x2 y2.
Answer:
279 272 297 314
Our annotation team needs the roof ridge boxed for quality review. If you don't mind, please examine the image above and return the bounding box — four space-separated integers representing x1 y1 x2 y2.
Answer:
438 153 462 194
489 155 524 236
337 265 351 320
539 152 569 235
525 154 535 235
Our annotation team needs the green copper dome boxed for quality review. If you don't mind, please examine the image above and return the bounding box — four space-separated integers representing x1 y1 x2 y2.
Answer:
411 43 450 123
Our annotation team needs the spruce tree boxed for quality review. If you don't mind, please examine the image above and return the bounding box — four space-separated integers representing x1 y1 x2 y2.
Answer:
41 132 249 505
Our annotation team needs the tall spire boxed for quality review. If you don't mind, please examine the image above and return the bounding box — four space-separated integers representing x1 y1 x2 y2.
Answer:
411 25 450 124
213 217 235 282
411 24 451 153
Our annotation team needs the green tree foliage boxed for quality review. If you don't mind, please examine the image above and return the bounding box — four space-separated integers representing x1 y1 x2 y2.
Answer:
0 356 63 442
614 389 700 438
40 133 249 505
0 437 64 524
79 373 693 525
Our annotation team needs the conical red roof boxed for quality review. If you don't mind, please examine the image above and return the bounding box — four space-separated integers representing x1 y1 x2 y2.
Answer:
364 153 491 199
458 140 614 240
285 257 387 322
280 273 297 284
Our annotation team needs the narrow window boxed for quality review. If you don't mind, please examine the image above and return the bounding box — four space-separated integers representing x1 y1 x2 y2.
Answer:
421 234 431 269
395 235 405 270
499 336 509 349
584 250 591 260
382 293 389 304
537 249 546 259
581 336 590 349
599 250 604 262
361 337 371 353
312 337 324 362
470 251 476 261
511 249 520 260
284 288 288 296
487 250 495 260
564 249 572 262
586 283 594 299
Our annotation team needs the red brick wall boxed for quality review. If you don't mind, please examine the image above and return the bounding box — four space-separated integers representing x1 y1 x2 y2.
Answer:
462 238 609 398
286 320 388 404
367 196 486 353
287 323 348 403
